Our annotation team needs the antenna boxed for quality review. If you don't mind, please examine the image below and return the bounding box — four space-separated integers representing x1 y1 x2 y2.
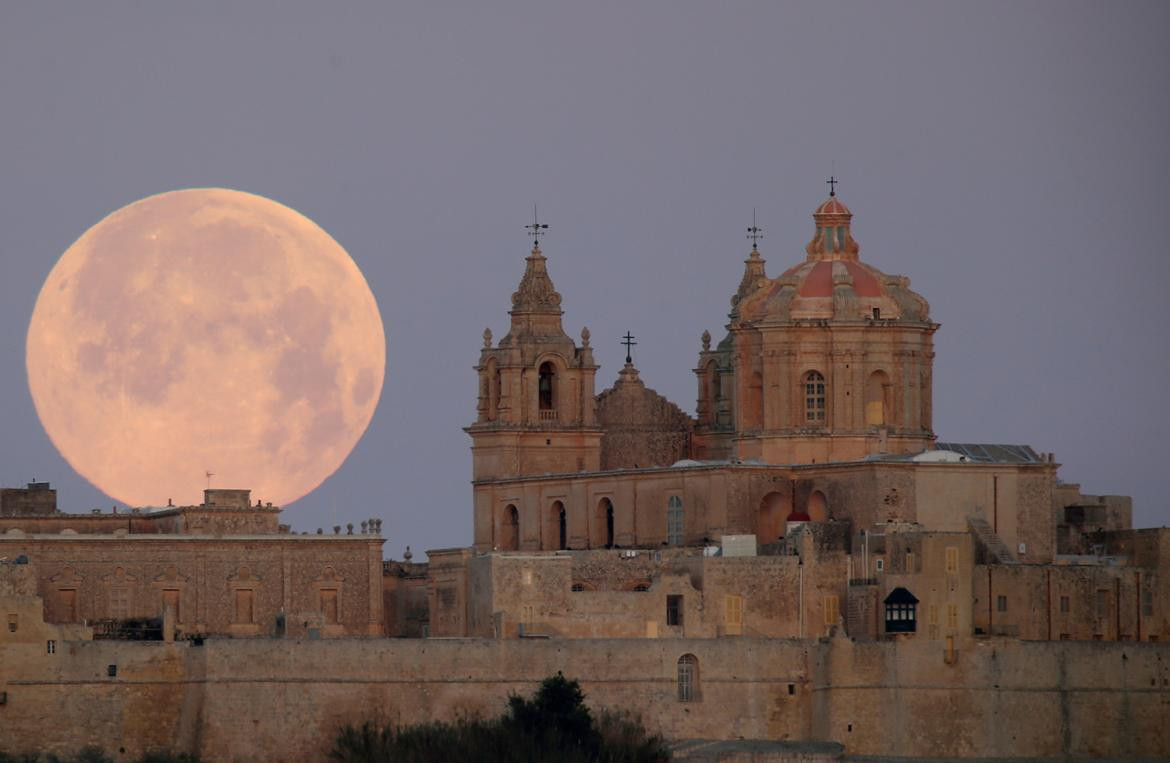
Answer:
204 470 214 489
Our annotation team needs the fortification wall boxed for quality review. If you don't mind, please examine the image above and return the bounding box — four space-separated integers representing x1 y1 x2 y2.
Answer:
1 637 1167 761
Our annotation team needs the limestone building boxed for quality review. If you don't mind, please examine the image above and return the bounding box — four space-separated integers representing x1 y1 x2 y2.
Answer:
3 190 1169 760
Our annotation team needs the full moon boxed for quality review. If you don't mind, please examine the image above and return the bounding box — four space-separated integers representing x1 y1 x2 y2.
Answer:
26 188 386 508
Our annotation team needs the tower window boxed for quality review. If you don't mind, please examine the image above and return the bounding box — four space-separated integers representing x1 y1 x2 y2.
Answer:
538 362 555 410
804 371 826 423
667 595 683 627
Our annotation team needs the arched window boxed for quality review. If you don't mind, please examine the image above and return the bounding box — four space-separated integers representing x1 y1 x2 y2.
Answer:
538 362 555 411
808 490 828 522
677 654 700 702
865 370 890 427
804 371 826 424
606 502 615 547
501 504 519 551
758 492 786 543
552 501 567 550
667 495 684 546
594 498 615 548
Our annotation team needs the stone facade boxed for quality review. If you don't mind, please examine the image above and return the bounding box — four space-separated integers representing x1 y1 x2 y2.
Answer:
0 488 384 638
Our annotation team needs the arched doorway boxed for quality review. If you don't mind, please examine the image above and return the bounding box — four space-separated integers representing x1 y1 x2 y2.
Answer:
501 504 519 551
758 491 786 543
552 501 567 550
594 498 614 548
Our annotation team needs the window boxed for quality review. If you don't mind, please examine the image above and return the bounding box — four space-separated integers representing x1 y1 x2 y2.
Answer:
667 496 684 546
502 504 520 551
724 595 744 635
233 589 254 624
1095 589 1109 618
904 551 915 573
6 614 15 633
996 595 1007 613
109 587 131 620
553 501 567 550
1142 589 1153 617
666 595 683 627
875 558 884 573
804 371 826 423
320 589 339 624
823 595 839 627
46 640 56 654
163 589 181 624
947 604 958 630
1059 595 1070 614
538 362 555 410
632 583 650 592
928 604 939 625
677 654 699 702
571 583 586 592
945 547 959 574
883 588 918 634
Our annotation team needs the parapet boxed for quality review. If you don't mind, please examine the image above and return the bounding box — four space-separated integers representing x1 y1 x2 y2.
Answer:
0 482 58 517
202 489 252 509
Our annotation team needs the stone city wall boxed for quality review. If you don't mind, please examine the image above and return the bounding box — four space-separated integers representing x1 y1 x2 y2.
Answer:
2 636 1168 761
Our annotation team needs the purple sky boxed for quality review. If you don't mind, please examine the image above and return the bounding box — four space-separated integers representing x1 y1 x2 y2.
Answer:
1 2 1167 558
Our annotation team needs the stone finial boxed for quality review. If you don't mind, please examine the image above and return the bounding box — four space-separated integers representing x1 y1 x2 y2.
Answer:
316 528 323 535
510 246 563 312
403 546 413 562
333 525 341 535
701 330 711 352
346 522 354 535
360 520 368 534
580 326 591 347
483 327 492 347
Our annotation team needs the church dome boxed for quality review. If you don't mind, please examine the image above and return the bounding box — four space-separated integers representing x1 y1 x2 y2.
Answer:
736 195 931 323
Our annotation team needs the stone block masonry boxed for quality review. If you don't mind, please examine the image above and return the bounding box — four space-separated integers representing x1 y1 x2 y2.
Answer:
1 636 1167 761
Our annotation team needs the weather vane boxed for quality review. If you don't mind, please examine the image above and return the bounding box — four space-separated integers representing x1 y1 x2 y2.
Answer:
747 208 764 248
524 205 548 247
621 331 637 364
827 175 838 197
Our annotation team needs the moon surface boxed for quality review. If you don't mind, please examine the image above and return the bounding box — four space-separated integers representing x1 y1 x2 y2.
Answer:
26 188 386 508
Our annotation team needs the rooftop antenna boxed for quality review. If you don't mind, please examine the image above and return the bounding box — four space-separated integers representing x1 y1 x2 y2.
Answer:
747 208 764 249
524 204 548 247
621 331 637 365
204 470 214 490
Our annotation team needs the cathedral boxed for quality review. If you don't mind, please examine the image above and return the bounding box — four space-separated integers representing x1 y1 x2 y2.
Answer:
2 191 1168 761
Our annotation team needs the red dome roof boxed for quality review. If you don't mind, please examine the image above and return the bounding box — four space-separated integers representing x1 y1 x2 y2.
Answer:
781 260 884 298
814 197 852 216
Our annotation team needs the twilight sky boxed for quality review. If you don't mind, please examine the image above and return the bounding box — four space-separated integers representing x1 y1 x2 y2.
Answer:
1 2 1167 558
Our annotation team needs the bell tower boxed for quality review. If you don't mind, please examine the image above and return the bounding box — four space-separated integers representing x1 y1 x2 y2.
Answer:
467 236 602 481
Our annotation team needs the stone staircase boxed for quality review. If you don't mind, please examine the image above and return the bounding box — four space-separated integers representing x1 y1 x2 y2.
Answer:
967 517 1018 564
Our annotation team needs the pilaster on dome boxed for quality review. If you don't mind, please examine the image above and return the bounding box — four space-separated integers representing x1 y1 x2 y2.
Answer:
510 243 563 314
806 195 861 262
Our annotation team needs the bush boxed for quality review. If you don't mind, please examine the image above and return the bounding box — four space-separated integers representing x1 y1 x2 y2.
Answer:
330 674 669 762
